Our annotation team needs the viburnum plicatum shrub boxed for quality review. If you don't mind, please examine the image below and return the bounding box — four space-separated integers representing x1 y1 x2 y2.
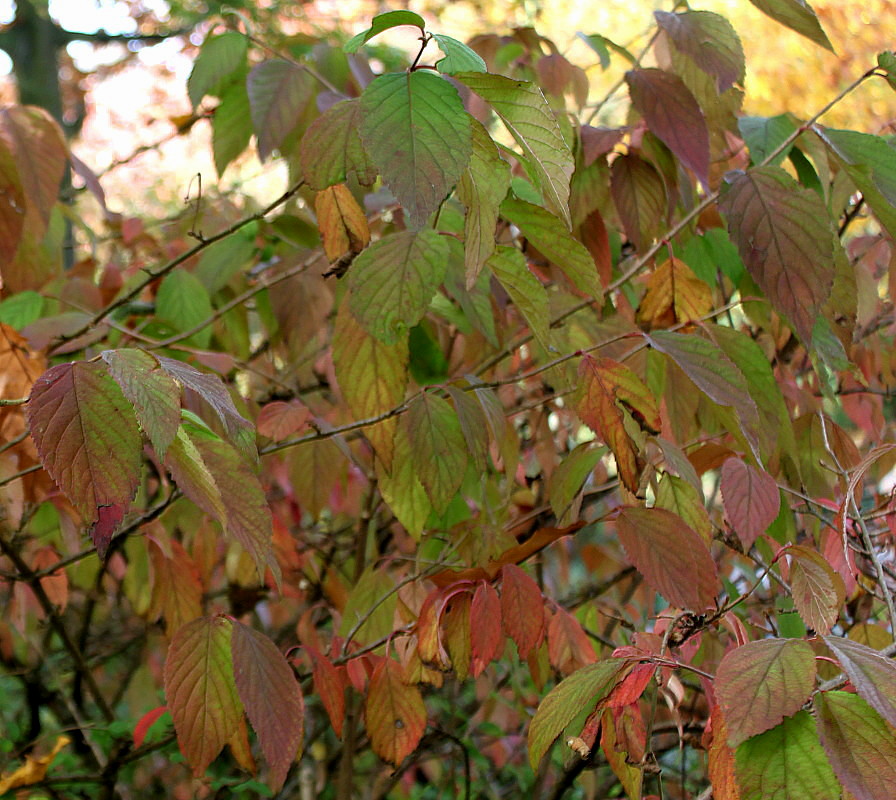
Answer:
1 2 896 798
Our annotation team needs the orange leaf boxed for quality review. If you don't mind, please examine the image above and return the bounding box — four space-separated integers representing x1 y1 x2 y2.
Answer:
547 608 597 674
500 564 545 660
365 658 426 765
308 647 347 738
637 257 713 329
32 546 67 611
148 538 203 635
256 400 310 441
315 184 370 262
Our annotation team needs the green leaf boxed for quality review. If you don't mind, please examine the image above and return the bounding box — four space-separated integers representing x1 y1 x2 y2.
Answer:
102 349 182 460
445 387 491 473
655 473 712 544
625 68 710 188
338 566 397 644
26 362 142 557
653 10 745 92
814 127 896 239
738 114 798 166
287 439 344 519
500 194 598 296
230 621 304 793
165 616 242 776
195 235 255 295
156 270 213 349
527 659 630 767
0 290 42 329
344 10 426 53
735 711 839 800
433 34 487 74
720 165 836 344
680 228 745 284
610 153 667 252
300 99 377 190
456 117 511 286
407 393 468 514
823 636 896 728
359 71 472 228
716 639 816 747
347 229 450 345
548 442 605 523
247 60 315 162
377 420 432 539
487 245 550 351
456 72 574 228
212 82 253 177
616 506 721 609
746 0 834 52
879 50 896 91
188 32 248 108
164 422 277 584
814 690 896 800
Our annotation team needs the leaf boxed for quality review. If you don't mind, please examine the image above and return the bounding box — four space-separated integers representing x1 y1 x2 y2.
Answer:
456 72 573 227
155 270 213 349
615 506 721 609
256 400 310 442
26 362 142 557
164 422 276 584
301 99 377 190
247 60 315 162
365 657 426 765
307 648 346 738
734 711 839 800
231 621 304 792
574 355 660 493
212 82 253 176
720 458 781 551
738 114 798 166
823 637 896 729
288 439 344 519
359 71 471 228
715 638 816 747
338 566 397 645
637 257 713 329
0 106 67 236
133 707 169 749
788 544 844 634
442 591 473 680
648 329 761 460
102 349 182 460
814 127 896 240
654 10 745 92
0 138 25 266
407 393 468 514
314 184 370 262
719 165 836 344
149 538 203 634
195 235 255 294
470 581 503 676
500 564 545 660
746 0 834 52
164 616 242 776
332 300 407 467
814 691 896 800
344 10 426 53
433 34 487 74
655 473 712 545
580 126 625 165
625 68 710 189
0 735 70 795
527 659 630 767
457 117 511 286
500 194 598 296
156 356 256 461
610 153 666 252
487 245 550 351
548 441 605 523
548 609 597 674
377 420 431 539
187 32 247 107
347 229 450 345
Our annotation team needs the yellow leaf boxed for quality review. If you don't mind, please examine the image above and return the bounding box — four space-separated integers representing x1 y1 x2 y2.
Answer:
0 735 70 793
638 257 713 329
314 184 370 262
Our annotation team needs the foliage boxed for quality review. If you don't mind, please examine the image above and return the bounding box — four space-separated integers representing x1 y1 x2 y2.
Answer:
0 2 895 798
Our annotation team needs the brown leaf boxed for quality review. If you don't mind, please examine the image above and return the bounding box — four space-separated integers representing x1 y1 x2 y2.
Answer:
315 184 370 262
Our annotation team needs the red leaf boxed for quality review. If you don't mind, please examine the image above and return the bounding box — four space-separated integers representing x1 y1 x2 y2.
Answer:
365 658 426 766
231 621 305 792
720 457 780 550
500 565 545 660
606 663 654 707
470 581 503 676
164 616 242 776
547 608 597 674
715 638 816 747
580 125 625 166
615 506 721 609
626 68 710 188
610 153 667 252
26 362 142 558
133 706 168 749
256 400 310 442
307 647 347 738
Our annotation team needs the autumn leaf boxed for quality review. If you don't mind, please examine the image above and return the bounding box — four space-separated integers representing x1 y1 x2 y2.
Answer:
720 457 781 550
314 184 370 263
365 658 427 765
637 257 713 329
500 564 545 660
788 545 845 634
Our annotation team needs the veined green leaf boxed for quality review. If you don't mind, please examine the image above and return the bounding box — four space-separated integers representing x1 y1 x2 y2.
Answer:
548 442 605 523
360 71 472 228
487 245 550 351
456 72 573 227
407 393 468 514
746 0 834 52
348 229 450 345
434 34 487 74
738 114 798 166
156 270 213 349
377 419 431 539
187 32 247 107
338 566 397 644
212 82 253 177
301 99 377 189
344 11 426 53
